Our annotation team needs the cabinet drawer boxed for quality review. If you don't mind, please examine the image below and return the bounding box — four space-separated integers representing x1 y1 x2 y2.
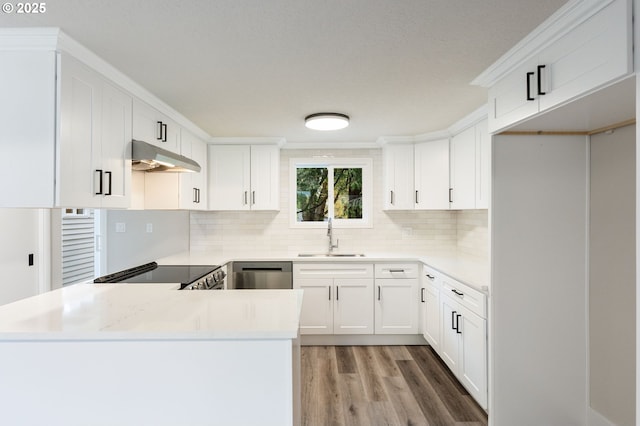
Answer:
422 264 442 289
441 276 486 319
293 263 374 279
375 263 419 279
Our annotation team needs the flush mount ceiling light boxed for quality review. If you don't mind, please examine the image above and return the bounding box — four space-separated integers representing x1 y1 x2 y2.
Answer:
305 113 350 131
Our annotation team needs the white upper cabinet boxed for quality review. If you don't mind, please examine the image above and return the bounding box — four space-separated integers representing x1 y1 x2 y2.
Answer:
414 139 450 210
208 144 280 211
132 99 180 154
382 144 415 210
250 145 280 210
486 0 632 133
143 129 208 210
450 126 476 210
0 50 132 208
179 130 207 210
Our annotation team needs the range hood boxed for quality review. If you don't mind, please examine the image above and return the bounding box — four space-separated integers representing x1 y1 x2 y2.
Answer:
131 140 201 173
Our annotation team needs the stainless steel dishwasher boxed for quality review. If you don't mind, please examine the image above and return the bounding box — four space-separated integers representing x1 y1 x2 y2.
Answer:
229 261 293 289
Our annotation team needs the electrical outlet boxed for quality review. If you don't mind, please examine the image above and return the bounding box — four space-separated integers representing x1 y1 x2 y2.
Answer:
146 223 153 233
115 223 126 233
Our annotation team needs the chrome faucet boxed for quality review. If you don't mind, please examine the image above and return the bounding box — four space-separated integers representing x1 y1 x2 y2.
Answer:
327 218 339 253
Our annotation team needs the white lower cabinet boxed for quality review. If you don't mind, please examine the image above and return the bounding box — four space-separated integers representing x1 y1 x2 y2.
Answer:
374 264 420 334
294 264 374 335
421 266 441 352
439 285 488 409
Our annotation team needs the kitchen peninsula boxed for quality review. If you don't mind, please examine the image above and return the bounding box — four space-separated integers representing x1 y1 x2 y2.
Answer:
0 284 303 426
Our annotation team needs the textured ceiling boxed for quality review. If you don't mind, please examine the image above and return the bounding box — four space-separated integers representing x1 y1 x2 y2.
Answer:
0 0 568 143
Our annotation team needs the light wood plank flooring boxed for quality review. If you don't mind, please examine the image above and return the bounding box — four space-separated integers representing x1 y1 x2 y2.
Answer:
301 345 487 426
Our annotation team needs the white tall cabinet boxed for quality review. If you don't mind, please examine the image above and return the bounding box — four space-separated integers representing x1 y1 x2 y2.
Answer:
382 144 415 210
208 144 280 211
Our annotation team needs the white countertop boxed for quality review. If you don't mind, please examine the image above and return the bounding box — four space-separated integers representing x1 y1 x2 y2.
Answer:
0 284 303 340
158 250 490 293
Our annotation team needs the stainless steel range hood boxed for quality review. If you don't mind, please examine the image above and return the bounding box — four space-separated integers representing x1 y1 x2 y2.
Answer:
131 140 201 173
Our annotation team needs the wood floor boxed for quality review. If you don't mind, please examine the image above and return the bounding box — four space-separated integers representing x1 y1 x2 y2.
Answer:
301 345 487 426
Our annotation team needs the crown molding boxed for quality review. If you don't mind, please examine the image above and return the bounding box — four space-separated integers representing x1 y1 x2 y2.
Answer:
447 104 488 135
471 0 615 88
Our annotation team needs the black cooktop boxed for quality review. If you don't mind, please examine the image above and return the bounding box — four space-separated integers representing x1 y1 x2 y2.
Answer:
94 262 220 284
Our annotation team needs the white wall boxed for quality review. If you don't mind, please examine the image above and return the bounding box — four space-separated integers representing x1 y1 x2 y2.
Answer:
190 148 489 258
105 209 190 273
590 125 636 426
491 134 588 425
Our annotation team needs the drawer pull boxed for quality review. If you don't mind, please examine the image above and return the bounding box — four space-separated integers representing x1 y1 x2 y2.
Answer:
421 288 425 303
378 286 381 301
388 269 405 273
456 314 462 334
451 289 464 298
426 274 435 280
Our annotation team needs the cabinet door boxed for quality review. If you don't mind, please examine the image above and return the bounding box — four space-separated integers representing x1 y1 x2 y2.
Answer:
459 306 488 409
538 0 632 113
382 144 414 210
450 126 476 210
132 100 180 154
440 295 461 374
99 81 132 209
414 139 450 210
487 57 540 133
474 119 490 209
294 278 333 334
250 145 280 210
58 54 102 208
424 282 441 351
374 278 419 334
190 138 208 210
178 130 207 210
334 279 374 334
0 51 56 208
208 145 251 210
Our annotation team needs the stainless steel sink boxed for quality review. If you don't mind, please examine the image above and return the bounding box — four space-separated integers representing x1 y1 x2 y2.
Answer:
298 253 366 257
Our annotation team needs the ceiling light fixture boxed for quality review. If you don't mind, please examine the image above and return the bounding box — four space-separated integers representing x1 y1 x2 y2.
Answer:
305 113 350 131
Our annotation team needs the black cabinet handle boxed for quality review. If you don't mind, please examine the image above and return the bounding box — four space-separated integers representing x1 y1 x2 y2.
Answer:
537 65 546 95
421 288 425 303
193 188 198 203
451 310 456 330
456 314 462 334
197 188 201 203
449 188 453 203
336 286 339 301
415 190 419 204
95 169 103 195
244 191 248 205
328 286 331 300
389 269 405 273
390 190 394 205
156 121 163 140
161 123 167 142
252 191 255 205
378 286 381 301
526 71 535 101
451 288 464 298
426 274 435 280
105 171 112 196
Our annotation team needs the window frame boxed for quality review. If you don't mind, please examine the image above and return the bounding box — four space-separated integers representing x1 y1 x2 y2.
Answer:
289 157 373 228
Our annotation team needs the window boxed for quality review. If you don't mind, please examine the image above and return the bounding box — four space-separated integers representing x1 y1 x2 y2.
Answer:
290 158 372 228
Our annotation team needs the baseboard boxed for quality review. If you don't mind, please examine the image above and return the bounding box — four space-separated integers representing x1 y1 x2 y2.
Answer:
300 334 428 346
588 407 617 426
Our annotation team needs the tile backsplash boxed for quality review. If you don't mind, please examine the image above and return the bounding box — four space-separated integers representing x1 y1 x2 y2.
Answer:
190 148 488 258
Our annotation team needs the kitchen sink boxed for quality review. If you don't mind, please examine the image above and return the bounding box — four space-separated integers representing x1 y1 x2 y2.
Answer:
298 253 366 257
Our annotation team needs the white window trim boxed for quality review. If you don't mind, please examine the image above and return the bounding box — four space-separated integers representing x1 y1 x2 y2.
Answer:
289 157 373 229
